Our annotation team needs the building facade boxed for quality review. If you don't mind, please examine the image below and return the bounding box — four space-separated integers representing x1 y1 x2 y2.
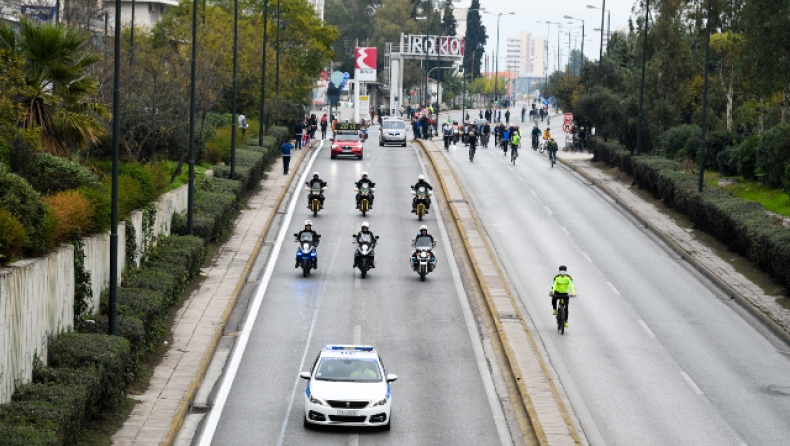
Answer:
505 31 546 78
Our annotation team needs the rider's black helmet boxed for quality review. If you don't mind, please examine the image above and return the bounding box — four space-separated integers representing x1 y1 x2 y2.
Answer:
559 265 567 271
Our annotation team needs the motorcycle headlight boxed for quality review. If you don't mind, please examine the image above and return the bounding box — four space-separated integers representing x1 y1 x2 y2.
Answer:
303 243 311 251
362 244 369 251
420 252 427 258
309 395 328 406
369 397 388 408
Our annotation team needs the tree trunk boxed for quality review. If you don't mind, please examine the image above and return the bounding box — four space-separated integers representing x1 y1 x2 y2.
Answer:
726 70 733 131
759 97 764 136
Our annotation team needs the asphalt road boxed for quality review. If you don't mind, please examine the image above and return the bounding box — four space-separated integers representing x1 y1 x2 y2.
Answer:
438 105 790 445
199 126 509 446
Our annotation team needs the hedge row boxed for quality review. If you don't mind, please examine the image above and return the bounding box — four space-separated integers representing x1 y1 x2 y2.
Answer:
0 128 288 443
591 138 790 290
213 138 278 190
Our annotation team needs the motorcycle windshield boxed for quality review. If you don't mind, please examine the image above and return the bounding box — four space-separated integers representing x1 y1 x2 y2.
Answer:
311 187 322 194
415 236 432 248
359 186 370 194
299 233 313 243
358 233 373 244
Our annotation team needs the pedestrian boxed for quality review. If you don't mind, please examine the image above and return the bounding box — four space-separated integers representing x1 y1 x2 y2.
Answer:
294 120 306 149
419 114 431 139
281 139 294 175
505 110 510 125
238 112 248 137
578 127 587 153
413 117 420 140
485 109 491 123
320 114 328 139
309 114 318 139
521 106 526 123
497 110 501 122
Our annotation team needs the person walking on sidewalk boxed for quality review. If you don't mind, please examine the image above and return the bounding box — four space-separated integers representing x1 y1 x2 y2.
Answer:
320 114 328 139
281 139 294 175
238 112 249 137
505 110 510 125
294 120 306 149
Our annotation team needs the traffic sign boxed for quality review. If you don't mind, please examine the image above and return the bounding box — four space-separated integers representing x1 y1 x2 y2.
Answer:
564 113 573 123
331 71 344 85
563 123 573 133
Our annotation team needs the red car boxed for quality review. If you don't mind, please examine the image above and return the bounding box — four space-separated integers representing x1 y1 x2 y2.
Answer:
331 127 364 160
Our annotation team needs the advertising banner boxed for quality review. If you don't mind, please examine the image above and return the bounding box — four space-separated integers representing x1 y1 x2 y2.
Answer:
403 35 465 57
354 47 378 82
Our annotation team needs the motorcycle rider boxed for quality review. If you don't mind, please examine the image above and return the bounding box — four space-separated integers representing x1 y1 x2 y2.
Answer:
550 265 577 327
295 220 321 269
353 221 377 268
411 225 436 270
411 174 433 213
355 171 375 209
306 172 327 209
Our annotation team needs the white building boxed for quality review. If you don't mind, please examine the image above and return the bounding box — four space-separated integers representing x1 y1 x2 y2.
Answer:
452 7 467 40
104 0 178 29
1 0 178 30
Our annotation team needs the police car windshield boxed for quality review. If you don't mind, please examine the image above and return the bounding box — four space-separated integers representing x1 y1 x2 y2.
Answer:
335 133 359 141
315 358 382 382
382 121 405 129
415 235 432 248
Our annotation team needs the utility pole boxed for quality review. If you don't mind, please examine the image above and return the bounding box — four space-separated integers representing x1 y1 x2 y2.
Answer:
636 0 649 155
276 0 281 94
698 0 713 192
598 0 606 85
258 0 269 146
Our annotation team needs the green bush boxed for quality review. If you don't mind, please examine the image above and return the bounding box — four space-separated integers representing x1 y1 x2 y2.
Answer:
122 270 179 301
591 139 634 174
784 162 790 195
756 122 790 188
267 126 290 143
156 235 205 275
0 209 28 264
47 333 131 410
659 124 699 159
33 364 103 419
213 148 269 190
706 130 741 171
119 163 156 203
77 185 111 232
717 146 739 176
9 383 88 444
0 163 56 255
20 153 101 194
191 191 236 241
77 315 145 352
737 135 760 180
102 174 144 217
0 423 59 445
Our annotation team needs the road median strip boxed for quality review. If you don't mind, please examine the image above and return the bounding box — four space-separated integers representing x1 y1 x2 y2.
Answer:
416 139 582 446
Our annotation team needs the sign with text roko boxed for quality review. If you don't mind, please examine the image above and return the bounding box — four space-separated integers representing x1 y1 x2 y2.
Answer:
402 35 465 57
355 47 378 82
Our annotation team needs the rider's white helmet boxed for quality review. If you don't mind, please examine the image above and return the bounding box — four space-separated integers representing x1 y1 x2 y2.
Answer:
305 220 313 226
313 172 320 177
362 171 368 177
418 174 425 181
419 225 428 231
361 221 370 229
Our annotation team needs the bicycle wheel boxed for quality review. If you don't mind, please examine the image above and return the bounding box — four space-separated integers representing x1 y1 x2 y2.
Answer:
558 306 565 334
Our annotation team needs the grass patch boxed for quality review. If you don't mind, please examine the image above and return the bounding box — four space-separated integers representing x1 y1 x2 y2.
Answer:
164 161 213 191
700 171 790 218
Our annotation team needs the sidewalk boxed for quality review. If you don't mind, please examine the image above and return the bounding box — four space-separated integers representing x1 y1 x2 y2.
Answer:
112 146 310 446
417 139 584 446
556 151 790 339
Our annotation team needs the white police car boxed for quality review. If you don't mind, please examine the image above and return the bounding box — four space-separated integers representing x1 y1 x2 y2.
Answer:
299 345 397 430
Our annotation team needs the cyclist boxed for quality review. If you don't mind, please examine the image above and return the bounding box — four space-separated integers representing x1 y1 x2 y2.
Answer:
510 129 521 158
468 128 478 159
482 121 491 148
542 127 553 151
548 137 558 163
531 125 541 150
550 265 577 327
500 125 510 155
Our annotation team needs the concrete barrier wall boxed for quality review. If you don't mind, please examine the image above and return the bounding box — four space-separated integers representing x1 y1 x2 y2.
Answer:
0 184 188 404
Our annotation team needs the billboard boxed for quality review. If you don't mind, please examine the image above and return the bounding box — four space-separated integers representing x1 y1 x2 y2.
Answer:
21 5 57 22
403 35 465 57
354 47 377 82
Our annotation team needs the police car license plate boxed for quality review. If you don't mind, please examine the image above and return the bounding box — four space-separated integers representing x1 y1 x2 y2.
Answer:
337 410 359 416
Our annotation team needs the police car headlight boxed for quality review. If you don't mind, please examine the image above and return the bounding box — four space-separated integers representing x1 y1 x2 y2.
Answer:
369 397 388 408
309 395 328 406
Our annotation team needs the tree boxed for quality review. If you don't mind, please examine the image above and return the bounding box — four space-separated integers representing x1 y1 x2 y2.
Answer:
371 0 423 90
0 19 107 156
441 3 456 36
463 0 486 79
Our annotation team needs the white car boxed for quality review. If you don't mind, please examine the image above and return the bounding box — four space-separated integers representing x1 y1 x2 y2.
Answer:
300 345 397 430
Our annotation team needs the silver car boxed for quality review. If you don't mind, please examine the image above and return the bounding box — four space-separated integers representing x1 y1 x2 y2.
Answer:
379 119 408 147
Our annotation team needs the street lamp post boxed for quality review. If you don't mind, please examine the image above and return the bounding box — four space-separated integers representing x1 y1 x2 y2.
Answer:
484 11 515 106
276 0 281 94
564 16 585 75
187 0 199 235
698 0 713 192
586 1 606 85
636 0 650 155
230 0 239 178
109 0 122 335
258 0 269 147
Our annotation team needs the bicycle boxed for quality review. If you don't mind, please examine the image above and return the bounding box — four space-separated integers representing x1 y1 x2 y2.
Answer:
532 136 539 151
469 144 476 162
549 149 556 167
554 293 569 334
511 146 518 164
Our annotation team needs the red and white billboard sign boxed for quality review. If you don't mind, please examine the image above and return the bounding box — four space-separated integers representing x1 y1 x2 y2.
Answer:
564 113 573 123
355 47 377 81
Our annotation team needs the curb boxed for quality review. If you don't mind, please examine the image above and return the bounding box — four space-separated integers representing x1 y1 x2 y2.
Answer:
162 143 313 445
416 140 582 445
558 157 790 346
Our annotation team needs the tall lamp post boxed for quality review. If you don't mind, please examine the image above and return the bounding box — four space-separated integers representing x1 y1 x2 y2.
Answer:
258 0 269 147
564 16 585 75
415 15 427 106
187 0 199 235
230 0 239 178
109 0 123 335
588 5 610 52
698 0 713 192
635 0 650 155
586 1 606 85
483 11 515 106
276 0 281 94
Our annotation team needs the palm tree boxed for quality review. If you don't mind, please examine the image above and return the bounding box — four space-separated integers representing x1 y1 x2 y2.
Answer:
0 18 107 156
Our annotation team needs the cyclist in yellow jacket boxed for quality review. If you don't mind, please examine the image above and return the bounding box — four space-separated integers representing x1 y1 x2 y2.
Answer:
550 265 577 327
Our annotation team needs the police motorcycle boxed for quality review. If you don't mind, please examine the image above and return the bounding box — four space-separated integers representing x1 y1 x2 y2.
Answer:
411 232 437 282
411 185 432 221
355 184 374 216
352 231 379 279
294 230 318 277
306 184 326 217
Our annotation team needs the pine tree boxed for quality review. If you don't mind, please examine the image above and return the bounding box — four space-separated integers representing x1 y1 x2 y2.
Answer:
462 0 486 79
442 3 456 36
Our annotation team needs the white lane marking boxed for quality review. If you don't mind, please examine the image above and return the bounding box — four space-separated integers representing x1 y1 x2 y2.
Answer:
349 434 359 446
607 281 621 295
353 325 361 344
531 190 538 196
198 142 324 446
561 226 570 236
680 371 704 395
581 251 593 263
638 320 656 338
416 145 511 445
545 206 553 215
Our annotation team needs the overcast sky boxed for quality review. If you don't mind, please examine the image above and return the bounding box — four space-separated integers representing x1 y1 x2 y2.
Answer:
456 0 638 72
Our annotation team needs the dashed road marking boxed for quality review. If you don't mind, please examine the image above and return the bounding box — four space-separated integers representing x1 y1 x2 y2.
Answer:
545 206 553 215
681 372 704 395
581 251 593 263
638 320 656 338
561 226 570 235
607 281 621 295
